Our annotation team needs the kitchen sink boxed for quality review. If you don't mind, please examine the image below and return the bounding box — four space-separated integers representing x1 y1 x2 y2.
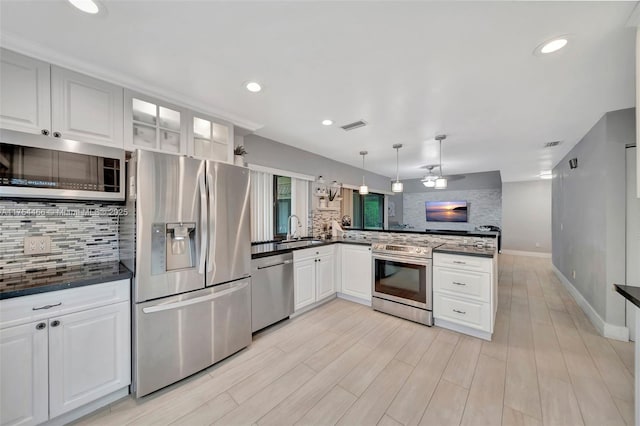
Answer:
276 239 325 250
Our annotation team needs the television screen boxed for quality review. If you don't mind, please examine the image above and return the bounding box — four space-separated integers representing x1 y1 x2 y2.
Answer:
425 201 468 222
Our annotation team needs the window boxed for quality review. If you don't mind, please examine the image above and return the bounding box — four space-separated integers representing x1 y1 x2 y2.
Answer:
353 192 384 230
274 175 292 237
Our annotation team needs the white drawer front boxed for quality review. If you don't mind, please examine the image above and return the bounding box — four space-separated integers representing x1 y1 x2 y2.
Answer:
433 253 492 273
294 244 335 261
434 267 491 302
434 292 491 332
1 279 130 329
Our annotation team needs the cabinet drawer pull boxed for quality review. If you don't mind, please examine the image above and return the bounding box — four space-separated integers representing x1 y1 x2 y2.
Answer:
53 131 62 138
452 260 466 265
35 322 47 330
453 309 466 315
32 302 62 311
50 320 61 327
452 281 466 286
41 129 50 136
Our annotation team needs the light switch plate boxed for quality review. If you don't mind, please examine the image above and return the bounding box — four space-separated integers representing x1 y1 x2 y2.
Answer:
24 236 52 255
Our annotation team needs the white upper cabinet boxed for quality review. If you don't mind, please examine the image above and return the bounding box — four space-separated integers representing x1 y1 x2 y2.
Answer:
124 90 187 154
0 49 51 135
188 112 233 162
51 66 124 147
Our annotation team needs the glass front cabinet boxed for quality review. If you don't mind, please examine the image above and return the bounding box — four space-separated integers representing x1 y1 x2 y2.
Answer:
188 113 233 162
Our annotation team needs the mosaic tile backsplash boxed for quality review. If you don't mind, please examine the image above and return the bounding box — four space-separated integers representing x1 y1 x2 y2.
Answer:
0 199 124 274
342 230 496 249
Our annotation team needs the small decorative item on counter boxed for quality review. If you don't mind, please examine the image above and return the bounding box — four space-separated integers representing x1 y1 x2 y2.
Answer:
233 146 248 166
319 198 328 208
341 215 352 226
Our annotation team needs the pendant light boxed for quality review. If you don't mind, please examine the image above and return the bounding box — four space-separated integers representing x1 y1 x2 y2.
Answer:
391 144 403 193
359 150 369 195
435 134 448 189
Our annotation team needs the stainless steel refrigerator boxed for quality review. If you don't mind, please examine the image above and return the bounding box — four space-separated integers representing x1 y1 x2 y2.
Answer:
120 150 251 397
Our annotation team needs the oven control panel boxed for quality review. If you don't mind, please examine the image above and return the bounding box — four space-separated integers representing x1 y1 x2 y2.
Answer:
372 243 433 258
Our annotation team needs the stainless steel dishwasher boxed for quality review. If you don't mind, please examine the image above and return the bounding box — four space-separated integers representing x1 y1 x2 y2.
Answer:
251 252 294 332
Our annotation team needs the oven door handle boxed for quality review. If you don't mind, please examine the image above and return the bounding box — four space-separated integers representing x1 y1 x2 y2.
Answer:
372 254 431 265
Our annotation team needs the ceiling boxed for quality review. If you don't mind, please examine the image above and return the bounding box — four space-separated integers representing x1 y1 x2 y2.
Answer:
0 1 636 182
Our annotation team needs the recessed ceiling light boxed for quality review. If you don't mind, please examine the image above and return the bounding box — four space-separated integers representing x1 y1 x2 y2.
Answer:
540 170 553 179
535 36 569 55
245 82 262 93
68 0 100 14
322 119 333 126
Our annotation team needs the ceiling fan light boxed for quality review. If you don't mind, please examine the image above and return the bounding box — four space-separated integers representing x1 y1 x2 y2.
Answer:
359 185 369 195
423 178 436 188
435 177 448 189
391 181 403 193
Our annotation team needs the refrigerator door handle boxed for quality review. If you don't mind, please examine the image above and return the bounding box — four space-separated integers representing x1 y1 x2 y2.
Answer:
207 172 216 275
142 281 249 314
198 171 207 275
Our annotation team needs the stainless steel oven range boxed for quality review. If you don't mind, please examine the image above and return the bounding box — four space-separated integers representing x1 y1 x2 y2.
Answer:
371 242 439 326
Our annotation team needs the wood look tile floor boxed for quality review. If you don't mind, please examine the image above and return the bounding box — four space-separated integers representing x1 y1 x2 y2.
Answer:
75 255 635 426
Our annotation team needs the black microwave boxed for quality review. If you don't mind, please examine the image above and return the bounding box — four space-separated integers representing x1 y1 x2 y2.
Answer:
0 129 125 201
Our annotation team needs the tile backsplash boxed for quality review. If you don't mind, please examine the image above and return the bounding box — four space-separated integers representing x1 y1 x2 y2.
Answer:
342 229 496 248
0 199 124 274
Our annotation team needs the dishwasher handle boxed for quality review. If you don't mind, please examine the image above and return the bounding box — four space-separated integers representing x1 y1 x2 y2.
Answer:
256 259 293 270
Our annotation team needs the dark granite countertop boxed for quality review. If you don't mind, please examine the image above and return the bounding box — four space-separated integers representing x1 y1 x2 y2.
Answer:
251 237 372 259
0 261 133 300
345 228 500 238
614 284 640 309
433 243 497 258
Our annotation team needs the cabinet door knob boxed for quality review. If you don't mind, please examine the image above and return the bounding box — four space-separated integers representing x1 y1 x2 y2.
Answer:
50 320 61 327
41 129 50 136
35 322 47 330
53 132 62 138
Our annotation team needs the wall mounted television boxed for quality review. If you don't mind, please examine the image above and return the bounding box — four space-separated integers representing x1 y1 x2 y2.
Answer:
425 201 468 222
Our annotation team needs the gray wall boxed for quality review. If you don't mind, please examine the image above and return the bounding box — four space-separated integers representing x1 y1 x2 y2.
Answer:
243 134 391 191
552 108 635 327
502 180 552 253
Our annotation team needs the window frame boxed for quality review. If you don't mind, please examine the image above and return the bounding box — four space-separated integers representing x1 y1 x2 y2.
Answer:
273 175 292 238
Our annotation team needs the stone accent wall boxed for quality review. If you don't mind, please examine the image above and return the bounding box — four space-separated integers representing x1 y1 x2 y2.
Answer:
402 189 502 231
343 230 496 249
0 200 124 274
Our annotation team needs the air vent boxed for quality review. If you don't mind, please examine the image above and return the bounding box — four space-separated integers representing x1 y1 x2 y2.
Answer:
340 120 367 131
544 141 562 148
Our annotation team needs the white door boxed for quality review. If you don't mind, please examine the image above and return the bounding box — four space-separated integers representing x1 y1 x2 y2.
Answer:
316 254 335 300
0 48 51 135
48 301 130 418
341 245 373 301
626 147 640 341
0 321 49 426
294 258 316 311
51 66 124 147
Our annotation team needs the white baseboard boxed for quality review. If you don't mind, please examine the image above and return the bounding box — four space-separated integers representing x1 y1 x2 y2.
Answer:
500 249 551 258
46 387 129 426
552 265 629 342
434 318 492 341
336 292 372 307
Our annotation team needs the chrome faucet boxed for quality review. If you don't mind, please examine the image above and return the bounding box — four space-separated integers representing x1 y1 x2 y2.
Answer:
286 214 301 240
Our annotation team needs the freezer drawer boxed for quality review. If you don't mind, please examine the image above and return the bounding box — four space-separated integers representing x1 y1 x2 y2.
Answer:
134 278 251 397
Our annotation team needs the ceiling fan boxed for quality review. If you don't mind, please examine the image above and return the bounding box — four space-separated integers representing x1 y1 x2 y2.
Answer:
420 134 465 188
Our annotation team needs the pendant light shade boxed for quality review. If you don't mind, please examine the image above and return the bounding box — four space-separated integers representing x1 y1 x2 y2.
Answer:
359 151 369 195
391 143 403 193
435 134 448 190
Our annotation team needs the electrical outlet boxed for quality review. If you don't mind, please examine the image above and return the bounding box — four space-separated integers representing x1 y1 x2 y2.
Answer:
572 269 576 280
24 236 51 255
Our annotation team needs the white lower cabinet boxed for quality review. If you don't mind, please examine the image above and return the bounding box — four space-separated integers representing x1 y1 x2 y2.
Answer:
433 253 497 340
0 279 131 426
48 301 130 418
293 246 335 311
340 245 372 302
0 322 48 426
